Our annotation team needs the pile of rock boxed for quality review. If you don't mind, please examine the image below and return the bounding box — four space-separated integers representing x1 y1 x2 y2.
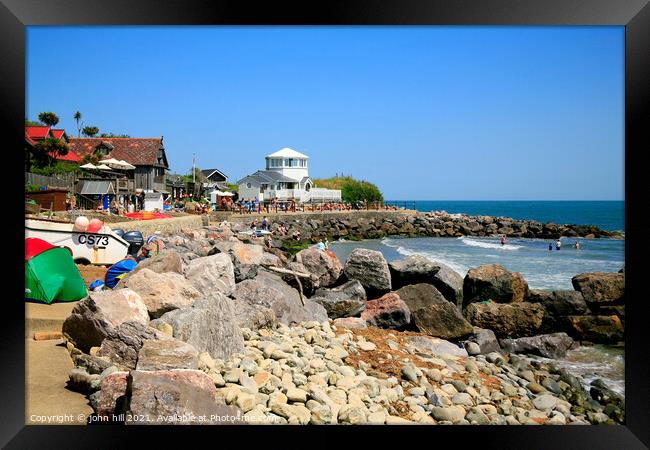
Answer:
59 225 625 425
224 211 621 247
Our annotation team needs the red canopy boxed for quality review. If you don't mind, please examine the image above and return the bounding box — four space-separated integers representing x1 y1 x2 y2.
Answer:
25 237 72 263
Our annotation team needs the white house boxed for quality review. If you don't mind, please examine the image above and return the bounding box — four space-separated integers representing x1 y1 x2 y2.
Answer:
237 148 341 203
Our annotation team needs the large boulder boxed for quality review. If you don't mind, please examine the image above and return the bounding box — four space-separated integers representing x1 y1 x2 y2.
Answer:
395 284 472 339
310 280 366 319
136 339 199 371
463 264 529 306
129 250 184 276
343 248 392 296
214 241 265 282
150 295 245 361
230 271 327 326
500 332 574 359
127 369 242 424
62 289 149 353
96 321 163 370
94 371 129 417
406 335 468 358
231 301 277 331
464 301 545 338
361 292 411 330
431 264 465 307
572 272 625 306
294 247 343 289
184 253 236 296
388 255 440 289
119 268 202 319
565 315 624 344
527 289 590 333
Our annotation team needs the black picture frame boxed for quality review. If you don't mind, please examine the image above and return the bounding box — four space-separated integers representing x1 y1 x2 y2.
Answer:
2 0 648 447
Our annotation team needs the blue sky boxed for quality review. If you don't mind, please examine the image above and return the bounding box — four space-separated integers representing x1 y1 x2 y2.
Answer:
26 26 624 200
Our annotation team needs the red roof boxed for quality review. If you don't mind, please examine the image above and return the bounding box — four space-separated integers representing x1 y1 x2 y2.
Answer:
25 131 37 146
50 151 80 162
25 126 51 140
50 129 66 139
67 138 167 167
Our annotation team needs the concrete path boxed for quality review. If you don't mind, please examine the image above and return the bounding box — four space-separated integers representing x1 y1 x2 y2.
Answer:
25 300 92 424
25 301 77 338
25 338 93 425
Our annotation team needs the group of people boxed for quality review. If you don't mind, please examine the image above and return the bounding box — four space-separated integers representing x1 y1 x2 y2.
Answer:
499 233 582 251
548 239 581 251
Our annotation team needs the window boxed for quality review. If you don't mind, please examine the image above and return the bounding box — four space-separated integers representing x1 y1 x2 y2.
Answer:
287 158 293 167
246 183 252 188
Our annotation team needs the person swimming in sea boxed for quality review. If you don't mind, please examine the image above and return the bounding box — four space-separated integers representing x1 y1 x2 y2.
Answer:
500 235 507 246
549 242 553 251
575 241 581 250
556 239 562 251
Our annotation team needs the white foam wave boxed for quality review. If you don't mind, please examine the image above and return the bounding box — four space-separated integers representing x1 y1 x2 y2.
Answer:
461 237 523 250
381 238 468 275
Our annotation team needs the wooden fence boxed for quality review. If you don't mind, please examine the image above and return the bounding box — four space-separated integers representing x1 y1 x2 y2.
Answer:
25 172 76 190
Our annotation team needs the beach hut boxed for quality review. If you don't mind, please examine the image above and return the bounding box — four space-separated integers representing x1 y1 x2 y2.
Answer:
143 191 164 211
25 238 87 304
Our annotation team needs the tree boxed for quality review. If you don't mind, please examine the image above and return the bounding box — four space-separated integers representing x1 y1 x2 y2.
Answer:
37 112 59 127
25 119 41 126
82 126 99 137
33 137 69 166
73 111 83 137
80 152 101 165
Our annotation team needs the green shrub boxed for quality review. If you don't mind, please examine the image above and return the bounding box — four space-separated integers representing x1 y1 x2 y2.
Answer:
312 176 383 204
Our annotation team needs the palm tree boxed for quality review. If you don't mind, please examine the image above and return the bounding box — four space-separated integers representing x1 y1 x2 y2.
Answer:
73 111 83 137
37 112 59 127
82 126 99 137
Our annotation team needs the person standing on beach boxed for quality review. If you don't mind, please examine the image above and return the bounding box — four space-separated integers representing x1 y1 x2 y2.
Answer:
556 239 562 251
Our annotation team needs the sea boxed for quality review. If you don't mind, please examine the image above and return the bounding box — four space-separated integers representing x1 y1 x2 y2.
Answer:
329 200 625 394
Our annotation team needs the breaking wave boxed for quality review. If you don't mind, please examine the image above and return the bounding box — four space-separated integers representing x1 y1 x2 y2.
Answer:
460 237 523 250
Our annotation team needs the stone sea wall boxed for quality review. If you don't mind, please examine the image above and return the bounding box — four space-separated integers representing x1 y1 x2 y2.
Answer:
224 210 620 243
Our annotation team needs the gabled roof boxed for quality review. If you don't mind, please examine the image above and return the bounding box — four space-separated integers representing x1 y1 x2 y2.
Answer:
80 180 115 195
237 170 299 185
67 138 168 167
50 151 80 162
266 147 308 159
50 129 67 140
25 126 52 140
201 168 228 180
25 131 37 146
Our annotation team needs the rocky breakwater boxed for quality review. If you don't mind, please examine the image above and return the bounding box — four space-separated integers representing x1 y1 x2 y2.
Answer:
59 224 624 425
226 211 621 251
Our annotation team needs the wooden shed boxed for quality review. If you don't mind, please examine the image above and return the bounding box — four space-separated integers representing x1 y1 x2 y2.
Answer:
25 188 70 211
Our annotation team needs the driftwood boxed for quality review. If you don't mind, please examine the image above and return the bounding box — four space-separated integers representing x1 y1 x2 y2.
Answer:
266 266 312 279
265 265 313 306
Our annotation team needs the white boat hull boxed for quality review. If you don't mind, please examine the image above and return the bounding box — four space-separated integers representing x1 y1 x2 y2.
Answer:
25 219 130 265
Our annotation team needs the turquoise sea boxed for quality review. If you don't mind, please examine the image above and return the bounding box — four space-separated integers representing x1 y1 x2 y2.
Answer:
385 200 624 232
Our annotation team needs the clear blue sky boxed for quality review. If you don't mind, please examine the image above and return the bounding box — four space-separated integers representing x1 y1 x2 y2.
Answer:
26 26 624 200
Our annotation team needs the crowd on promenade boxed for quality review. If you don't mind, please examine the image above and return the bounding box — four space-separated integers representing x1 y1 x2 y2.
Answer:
226 199 402 214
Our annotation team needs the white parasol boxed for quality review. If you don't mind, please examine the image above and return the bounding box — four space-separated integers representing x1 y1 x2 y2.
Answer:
80 163 98 169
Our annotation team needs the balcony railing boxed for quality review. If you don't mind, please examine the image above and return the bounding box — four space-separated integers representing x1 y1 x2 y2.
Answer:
263 189 298 200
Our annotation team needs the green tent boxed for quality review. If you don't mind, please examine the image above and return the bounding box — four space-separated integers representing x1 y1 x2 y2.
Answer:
25 239 87 304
